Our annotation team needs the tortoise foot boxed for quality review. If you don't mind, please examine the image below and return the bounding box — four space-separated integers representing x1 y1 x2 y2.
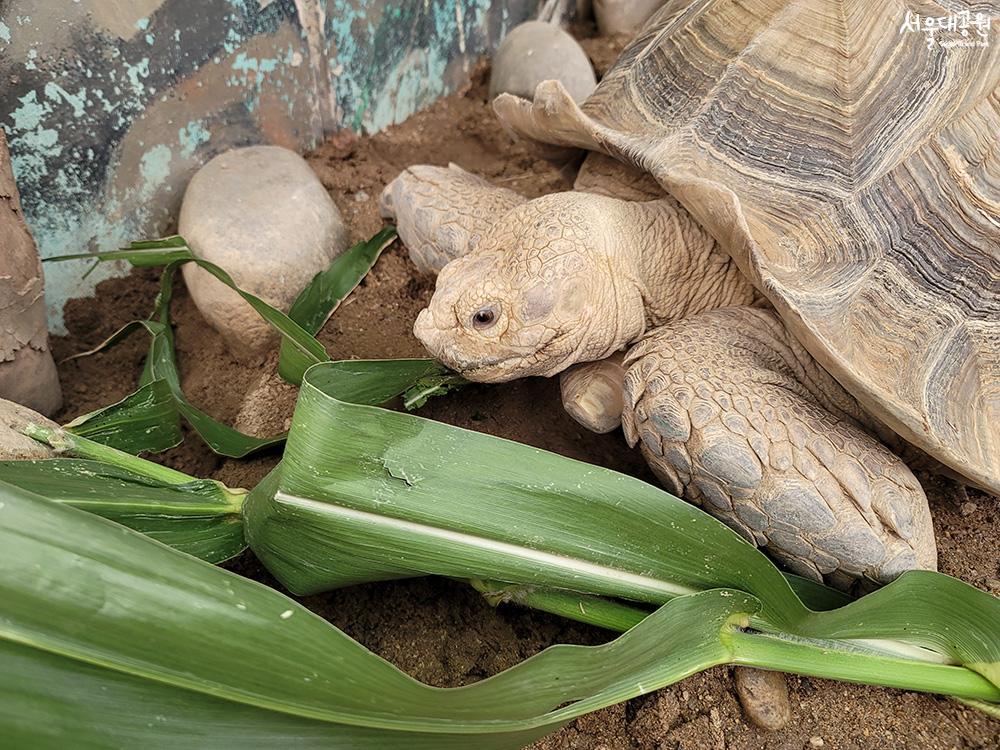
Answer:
560 352 627 433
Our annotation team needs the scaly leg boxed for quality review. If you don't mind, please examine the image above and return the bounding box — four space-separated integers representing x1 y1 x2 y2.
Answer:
622 307 936 590
379 163 525 274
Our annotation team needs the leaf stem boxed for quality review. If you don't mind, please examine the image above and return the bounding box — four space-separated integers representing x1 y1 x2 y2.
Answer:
469 580 1000 706
469 578 649 633
20 423 245 514
729 629 1000 704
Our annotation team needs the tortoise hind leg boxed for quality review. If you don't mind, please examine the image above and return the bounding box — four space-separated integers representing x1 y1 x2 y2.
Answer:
622 307 936 591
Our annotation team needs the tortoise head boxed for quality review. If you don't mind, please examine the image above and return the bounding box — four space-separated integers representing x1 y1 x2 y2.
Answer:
413 193 645 382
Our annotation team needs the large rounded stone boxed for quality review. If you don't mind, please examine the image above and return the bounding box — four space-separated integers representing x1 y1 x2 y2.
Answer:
179 145 348 361
594 0 664 37
0 129 62 417
489 21 596 104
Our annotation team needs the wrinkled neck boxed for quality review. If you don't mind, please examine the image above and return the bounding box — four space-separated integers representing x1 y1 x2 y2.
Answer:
614 197 755 326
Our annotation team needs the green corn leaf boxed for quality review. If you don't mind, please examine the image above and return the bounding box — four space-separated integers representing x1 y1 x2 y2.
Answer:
66 315 285 457
402 371 470 411
61 378 183 453
0 458 245 563
5 424 246 562
244 359 1000 704
18 355 998 711
249 361 818 613
48 236 328 369
0 477 778 749
51 231 397 455
278 226 396 384
8 354 998 747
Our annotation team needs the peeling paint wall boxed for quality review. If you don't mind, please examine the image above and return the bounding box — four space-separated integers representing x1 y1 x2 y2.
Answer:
0 0 533 330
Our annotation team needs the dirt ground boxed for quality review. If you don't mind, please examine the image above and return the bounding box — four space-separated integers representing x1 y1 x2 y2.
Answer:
52 26 998 750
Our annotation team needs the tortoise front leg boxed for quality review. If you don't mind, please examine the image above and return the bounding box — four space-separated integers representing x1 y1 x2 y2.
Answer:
565 333 797 731
622 306 937 591
379 163 526 275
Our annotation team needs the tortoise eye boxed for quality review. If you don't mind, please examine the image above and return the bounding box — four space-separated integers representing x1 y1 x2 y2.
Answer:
472 305 499 330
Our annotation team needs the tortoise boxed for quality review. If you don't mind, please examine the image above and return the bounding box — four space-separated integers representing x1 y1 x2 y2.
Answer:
379 0 1000 591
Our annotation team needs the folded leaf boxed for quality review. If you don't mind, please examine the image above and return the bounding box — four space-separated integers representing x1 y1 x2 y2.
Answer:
0 458 245 563
62 379 183 454
0 477 770 749
245 359 1000 701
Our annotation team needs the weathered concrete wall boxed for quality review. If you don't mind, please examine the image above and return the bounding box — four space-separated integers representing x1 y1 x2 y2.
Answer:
0 0 532 330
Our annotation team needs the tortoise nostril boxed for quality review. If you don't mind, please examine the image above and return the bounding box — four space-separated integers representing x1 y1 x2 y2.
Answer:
414 305 457 338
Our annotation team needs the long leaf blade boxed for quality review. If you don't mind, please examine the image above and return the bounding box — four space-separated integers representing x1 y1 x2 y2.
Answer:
52 235 327 368
0 477 762 748
278 227 396 384
246 359 1000 701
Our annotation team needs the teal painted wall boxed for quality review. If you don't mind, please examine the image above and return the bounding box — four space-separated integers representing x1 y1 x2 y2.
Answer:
0 0 532 331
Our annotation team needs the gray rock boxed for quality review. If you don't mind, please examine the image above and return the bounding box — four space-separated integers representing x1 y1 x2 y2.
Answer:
0 398 57 461
734 667 791 731
594 0 664 37
179 145 348 361
489 21 596 104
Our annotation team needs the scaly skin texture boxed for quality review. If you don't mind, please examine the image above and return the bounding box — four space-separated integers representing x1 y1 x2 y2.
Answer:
412 190 753 380
379 164 525 274
381 160 938 589
622 307 936 589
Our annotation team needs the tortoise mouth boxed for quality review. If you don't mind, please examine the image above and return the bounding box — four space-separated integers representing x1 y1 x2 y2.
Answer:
414 307 573 382
446 336 580 383
457 358 525 383
413 309 515 376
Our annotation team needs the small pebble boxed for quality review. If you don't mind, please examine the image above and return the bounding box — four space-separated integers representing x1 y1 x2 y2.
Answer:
809 737 825 748
734 667 791 731
594 0 665 37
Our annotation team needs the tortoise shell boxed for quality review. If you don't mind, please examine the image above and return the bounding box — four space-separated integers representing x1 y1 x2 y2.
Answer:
494 0 1000 493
